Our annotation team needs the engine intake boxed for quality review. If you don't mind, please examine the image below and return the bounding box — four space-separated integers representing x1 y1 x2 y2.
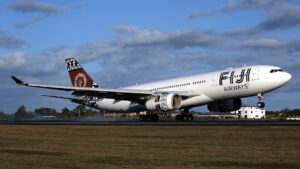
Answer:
207 98 242 112
146 93 182 111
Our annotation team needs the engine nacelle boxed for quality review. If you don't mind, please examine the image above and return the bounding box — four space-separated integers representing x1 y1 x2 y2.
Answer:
145 93 182 111
207 98 242 112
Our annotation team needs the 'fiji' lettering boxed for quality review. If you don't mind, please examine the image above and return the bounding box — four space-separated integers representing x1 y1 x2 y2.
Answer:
219 68 251 86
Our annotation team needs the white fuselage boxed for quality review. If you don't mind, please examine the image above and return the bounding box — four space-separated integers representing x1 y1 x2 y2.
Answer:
95 65 291 112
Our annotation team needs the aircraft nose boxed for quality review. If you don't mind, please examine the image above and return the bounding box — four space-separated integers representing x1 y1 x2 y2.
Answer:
282 72 292 83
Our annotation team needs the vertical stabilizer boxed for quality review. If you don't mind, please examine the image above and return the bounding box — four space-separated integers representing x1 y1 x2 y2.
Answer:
65 58 98 88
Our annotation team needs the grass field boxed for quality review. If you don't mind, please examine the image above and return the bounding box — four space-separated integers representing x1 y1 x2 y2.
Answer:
0 125 300 169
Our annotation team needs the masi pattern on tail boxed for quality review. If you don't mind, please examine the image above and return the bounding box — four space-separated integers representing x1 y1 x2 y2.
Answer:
65 58 98 88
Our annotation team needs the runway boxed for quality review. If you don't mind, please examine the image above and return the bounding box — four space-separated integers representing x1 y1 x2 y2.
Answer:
1 120 300 126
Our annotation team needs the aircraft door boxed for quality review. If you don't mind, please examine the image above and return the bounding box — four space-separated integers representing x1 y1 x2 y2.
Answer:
211 75 218 86
251 68 259 80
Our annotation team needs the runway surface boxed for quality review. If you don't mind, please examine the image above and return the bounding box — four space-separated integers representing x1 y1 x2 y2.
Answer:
1 120 300 126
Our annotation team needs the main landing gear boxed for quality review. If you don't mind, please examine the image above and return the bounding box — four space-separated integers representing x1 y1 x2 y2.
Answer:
175 108 194 121
257 93 265 108
139 113 159 121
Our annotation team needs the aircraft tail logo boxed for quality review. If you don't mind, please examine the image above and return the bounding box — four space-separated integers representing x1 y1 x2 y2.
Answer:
65 58 98 88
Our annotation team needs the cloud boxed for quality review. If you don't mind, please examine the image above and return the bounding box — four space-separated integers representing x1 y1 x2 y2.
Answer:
0 35 28 49
221 0 290 10
7 0 67 14
190 1 300 36
39 26 222 87
188 0 290 19
73 2 84 9
13 21 30 28
0 52 27 69
13 16 43 28
112 25 218 49
240 38 285 51
188 11 216 19
0 29 10 35
223 4 300 36
258 5 300 31
49 26 220 63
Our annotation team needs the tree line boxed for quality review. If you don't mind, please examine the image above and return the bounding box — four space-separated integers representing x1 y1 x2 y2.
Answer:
0 105 102 120
0 106 300 120
266 108 300 119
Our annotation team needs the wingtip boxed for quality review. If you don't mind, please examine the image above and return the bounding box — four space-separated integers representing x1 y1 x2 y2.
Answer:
11 76 26 85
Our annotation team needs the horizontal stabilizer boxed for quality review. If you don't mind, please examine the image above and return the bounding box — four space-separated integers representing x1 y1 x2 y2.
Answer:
38 94 73 100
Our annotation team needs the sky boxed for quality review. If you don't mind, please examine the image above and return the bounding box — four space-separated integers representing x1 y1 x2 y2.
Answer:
1 0 300 113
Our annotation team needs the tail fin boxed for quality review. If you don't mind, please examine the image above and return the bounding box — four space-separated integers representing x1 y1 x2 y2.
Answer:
65 58 98 88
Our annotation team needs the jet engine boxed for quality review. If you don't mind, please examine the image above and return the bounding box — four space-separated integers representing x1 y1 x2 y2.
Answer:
207 98 242 112
145 93 182 111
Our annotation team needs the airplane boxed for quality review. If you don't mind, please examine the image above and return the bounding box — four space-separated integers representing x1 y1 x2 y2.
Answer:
11 58 292 121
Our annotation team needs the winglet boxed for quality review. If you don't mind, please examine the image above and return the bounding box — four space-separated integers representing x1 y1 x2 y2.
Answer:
11 76 27 85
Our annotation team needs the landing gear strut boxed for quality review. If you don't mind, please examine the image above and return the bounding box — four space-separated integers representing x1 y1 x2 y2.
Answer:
175 108 194 121
257 93 265 108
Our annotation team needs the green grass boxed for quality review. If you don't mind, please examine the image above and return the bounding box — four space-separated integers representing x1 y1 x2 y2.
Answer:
0 125 300 169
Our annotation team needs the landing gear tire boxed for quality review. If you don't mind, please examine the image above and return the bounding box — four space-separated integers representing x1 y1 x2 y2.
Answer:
175 115 182 121
139 114 159 121
257 102 265 108
150 114 159 121
175 114 194 121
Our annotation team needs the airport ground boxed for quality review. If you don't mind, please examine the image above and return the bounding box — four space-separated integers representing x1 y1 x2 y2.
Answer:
0 124 300 169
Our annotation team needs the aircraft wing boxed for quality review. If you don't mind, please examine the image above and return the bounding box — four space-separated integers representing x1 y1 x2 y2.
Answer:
12 76 200 102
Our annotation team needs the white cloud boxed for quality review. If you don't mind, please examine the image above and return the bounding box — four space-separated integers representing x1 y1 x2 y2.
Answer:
7 0 67 14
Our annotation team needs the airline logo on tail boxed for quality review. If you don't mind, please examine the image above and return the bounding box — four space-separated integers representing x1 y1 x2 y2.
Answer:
74 73 87 87
65 58 98 88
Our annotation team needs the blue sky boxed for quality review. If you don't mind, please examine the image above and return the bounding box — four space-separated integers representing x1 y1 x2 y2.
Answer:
1 0 300 113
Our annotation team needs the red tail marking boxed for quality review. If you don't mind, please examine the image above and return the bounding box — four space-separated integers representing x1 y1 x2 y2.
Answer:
65 58 94 88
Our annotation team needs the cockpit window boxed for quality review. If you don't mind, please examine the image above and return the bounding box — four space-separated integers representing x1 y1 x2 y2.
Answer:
270 69 283 73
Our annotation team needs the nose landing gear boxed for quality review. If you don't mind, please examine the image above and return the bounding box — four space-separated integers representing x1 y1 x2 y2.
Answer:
257 93 265 108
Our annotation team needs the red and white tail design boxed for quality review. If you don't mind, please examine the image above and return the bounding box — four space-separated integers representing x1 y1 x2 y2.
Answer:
65 58 98 88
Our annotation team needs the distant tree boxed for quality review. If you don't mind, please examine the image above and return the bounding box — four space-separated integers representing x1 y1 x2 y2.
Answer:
14 105 27 120
74 105 86 117
86 108 94 117
0 111 14 120
26 111 37 118
35 107 57 116
293 109 300 116
62 107 70 117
